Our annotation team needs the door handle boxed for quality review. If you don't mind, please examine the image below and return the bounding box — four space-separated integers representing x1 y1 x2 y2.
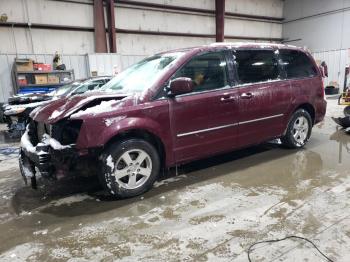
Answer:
220 96 235 102
241 92 253 99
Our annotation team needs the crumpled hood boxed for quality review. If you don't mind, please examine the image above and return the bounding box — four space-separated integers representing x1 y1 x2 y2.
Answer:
31 92 133 124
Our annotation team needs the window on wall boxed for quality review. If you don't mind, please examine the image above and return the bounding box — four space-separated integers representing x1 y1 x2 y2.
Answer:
279 50 318 79
233 50 280 84
173 51 229 93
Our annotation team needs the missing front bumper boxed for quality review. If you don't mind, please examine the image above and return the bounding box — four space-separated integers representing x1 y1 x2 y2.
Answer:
19 129 77 187
19 128 100 189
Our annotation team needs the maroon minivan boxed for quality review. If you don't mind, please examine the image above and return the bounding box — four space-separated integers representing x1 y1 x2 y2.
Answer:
20 43 327 198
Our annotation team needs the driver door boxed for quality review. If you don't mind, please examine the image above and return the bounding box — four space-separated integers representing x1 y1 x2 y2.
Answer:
169 51 239 163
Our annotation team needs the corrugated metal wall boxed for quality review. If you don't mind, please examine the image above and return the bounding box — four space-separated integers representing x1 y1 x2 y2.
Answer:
0 53 145 103
312 49 349 90
88 54 145 76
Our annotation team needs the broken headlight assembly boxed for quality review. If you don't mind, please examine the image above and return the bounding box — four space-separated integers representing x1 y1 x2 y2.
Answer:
51 120 83 145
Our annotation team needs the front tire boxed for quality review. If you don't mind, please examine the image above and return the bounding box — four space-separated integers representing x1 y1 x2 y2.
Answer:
281 109 312 149
99 139 160 198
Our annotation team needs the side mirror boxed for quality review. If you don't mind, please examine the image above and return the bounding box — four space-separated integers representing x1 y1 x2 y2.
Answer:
167 77 194 97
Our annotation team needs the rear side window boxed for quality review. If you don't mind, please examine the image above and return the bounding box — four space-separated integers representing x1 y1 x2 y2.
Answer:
279 50 318 79
234 50 279 84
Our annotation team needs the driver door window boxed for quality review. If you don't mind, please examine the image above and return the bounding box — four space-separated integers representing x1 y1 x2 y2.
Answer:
173 52 229 94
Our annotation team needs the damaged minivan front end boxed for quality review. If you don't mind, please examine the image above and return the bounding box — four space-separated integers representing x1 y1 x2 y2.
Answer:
19 93 131 188
18 49 195 197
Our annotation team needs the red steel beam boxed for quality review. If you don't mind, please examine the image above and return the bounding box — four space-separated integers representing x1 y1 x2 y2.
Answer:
215 0 225 42
93 0 107 52
106 0 117 53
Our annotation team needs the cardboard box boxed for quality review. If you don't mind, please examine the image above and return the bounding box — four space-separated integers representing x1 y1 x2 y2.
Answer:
15 59 34 72
47 74 60 84
34 63 52 71
34 74 48 84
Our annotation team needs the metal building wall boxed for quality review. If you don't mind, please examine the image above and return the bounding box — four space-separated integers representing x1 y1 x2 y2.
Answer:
283 0 350 52
312 49 349 89
283 0 350 89
225 0 283 40
0 0 284 55
0 0 95 54
115 0 283 55
87 54 145 76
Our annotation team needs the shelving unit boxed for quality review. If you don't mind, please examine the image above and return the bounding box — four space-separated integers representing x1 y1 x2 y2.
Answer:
18 83 69 87
16 70 73 74
12 59 75 94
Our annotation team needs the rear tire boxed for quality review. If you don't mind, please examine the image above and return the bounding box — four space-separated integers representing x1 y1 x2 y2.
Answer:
281 109 312 149
99 138 160 198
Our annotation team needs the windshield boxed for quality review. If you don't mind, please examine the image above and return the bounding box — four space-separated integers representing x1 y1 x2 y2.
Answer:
101 52 185 93
54 82 83 97
70 79 106 95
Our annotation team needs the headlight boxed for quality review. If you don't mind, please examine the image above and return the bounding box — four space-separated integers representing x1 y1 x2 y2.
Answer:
4 107 26 116
60 120 83 145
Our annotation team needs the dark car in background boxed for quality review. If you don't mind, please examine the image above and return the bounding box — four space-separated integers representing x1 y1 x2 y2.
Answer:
19 43 326 198
2 76 111 137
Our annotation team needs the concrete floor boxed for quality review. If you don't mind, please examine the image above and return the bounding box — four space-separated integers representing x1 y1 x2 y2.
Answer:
0 98 349 261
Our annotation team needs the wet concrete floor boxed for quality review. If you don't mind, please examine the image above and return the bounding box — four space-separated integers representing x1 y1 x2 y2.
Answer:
0 98 349 261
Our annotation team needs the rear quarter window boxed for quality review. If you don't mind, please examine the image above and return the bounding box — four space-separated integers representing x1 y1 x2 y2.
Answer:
279 50 318 79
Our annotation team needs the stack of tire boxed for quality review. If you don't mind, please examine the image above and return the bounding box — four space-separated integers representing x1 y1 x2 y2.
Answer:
325 86 339 95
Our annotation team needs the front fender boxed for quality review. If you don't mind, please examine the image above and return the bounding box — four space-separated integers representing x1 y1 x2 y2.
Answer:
76 116 173 164
105 117 169 147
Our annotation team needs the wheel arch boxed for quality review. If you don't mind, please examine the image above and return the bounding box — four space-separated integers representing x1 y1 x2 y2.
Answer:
104 128 167 168
295 103 315 125
283 102 315 136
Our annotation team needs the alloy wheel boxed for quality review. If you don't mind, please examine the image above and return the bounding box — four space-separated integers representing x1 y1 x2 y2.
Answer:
292 116 309 145
112 149 152 190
